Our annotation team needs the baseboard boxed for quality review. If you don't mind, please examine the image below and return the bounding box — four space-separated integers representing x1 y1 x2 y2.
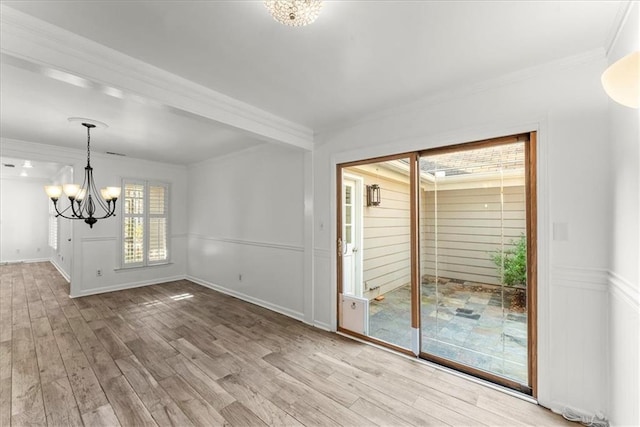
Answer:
313 321 332 331
49 259 70 283
70 275 187 298
0 257 50 265
186 275 305 323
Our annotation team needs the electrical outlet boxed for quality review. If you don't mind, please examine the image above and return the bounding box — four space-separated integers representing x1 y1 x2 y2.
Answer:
96 269 102 277
238 274 242 281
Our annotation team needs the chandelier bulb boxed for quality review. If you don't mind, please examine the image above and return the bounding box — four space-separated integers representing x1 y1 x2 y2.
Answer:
264 0 323 27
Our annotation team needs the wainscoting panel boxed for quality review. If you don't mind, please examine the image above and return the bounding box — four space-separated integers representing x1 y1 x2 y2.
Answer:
544 266 608 418
187 234 305 321
608 271 639 427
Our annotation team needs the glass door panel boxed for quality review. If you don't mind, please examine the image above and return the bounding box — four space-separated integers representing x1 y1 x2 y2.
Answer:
419 142 528 386
341 158 413 350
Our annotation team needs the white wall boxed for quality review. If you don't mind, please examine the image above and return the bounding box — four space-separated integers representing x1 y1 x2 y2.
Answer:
49 165 73 280
186 143 307 320
0 176 50 263
69 153 188 297
313 51 611 416
607 3 639 426
1 139 189 297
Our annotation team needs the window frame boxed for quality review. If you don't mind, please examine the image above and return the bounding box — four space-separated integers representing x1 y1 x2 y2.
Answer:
121 178 171 269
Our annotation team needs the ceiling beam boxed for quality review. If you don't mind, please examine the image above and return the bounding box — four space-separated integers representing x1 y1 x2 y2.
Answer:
0 5 314 151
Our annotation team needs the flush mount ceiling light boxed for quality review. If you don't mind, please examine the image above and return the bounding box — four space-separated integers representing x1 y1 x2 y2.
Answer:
264 0 323 27
601 51 640 109
44 119 121 228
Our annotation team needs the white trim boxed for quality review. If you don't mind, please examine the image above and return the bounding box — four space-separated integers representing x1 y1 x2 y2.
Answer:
189 234 304 252
187 275 305 322
609 271 640 310
188 143 267 169
120 179 171 268
551 266 609 292
113 263 173 273
313 321 332 331
70 275 186 298
0 138 84 165
0 5 313 151
314 248 331 259
318 50 604 136
604 1 636 57
49 259 71 283
411 327 420 356
535 117 552 407
1 138 188 171
332 120 544 166
0 175 51 183
80 236 117 242
0 258 50 264
303 151 315 325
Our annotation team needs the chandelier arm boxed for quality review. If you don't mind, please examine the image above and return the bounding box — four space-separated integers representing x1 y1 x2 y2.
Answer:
54 200 74 217
87 167 111 214
70 199 83 218
52 199 79 220
91 200 118 220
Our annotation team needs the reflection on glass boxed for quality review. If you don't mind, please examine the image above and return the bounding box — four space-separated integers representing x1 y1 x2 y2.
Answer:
420 142 528 385
343 159 413 349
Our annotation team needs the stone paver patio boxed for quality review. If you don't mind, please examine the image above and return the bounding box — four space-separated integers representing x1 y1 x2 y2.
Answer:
369 280 528 384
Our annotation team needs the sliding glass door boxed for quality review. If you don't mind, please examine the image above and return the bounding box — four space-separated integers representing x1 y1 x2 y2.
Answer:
419 138 531 390
338 156 416 351
337 133 536 394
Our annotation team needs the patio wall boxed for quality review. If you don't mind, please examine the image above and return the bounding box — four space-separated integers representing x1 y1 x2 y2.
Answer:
352 164 526 298
421 185 526 285
346 165 412 301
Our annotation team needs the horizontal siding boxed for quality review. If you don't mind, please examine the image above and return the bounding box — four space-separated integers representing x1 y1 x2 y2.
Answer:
346 164 411 300
421 186 526 285
346 163 526 298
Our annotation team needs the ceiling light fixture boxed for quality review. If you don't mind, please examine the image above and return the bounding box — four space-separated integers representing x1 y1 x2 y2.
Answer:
264 0 323 27
601 51 639 109
44 120 121 228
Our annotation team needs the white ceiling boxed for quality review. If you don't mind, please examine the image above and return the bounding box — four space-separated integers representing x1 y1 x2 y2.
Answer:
0 0 626 166
1 157 65 180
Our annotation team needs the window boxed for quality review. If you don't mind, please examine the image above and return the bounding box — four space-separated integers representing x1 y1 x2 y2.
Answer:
122 180 169 267
48 201 58 250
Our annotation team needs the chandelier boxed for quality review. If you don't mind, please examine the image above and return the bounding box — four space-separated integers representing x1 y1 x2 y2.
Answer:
44 120 121 228
264 0 323 27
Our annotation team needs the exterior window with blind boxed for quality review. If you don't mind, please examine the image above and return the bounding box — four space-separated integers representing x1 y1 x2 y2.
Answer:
123 180 169 267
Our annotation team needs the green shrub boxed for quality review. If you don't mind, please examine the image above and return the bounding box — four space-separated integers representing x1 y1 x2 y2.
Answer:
491 234 527 287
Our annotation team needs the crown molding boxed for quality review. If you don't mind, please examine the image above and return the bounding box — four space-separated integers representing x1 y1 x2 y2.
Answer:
1 138 187 170
604 0 635 57
0 5 313 151
317 48 606 138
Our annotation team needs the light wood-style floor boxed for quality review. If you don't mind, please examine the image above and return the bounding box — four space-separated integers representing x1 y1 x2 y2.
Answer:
1 262 574 426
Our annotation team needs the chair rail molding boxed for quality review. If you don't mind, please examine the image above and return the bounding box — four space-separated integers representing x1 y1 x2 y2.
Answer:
188 234 304 252
609 271 639 310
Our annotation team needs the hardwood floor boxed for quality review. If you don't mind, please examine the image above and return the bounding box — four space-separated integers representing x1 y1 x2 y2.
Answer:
1 262 573 426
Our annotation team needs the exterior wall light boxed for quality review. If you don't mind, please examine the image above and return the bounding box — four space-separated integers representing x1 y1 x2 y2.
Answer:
367 184 381 207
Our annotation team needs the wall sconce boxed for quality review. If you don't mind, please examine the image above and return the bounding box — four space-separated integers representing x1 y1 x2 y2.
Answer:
601 51 639 109
367 184 381 207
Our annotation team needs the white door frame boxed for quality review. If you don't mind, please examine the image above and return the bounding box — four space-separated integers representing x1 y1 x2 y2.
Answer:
342 174 364 297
